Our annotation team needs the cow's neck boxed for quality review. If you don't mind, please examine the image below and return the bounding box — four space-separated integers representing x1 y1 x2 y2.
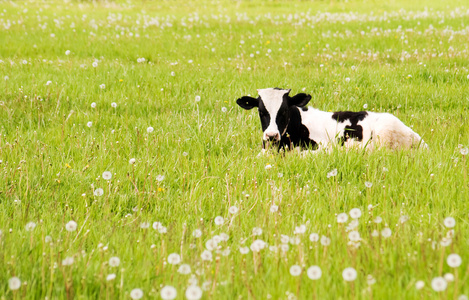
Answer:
280 106 318 150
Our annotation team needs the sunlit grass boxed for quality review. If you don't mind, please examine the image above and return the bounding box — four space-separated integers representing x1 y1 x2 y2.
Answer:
0 0 468 299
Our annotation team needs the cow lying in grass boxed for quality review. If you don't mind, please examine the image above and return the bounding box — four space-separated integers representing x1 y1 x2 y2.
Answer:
236 88 427 151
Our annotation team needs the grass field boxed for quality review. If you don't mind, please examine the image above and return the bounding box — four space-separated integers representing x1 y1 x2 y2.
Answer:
1 0 469 299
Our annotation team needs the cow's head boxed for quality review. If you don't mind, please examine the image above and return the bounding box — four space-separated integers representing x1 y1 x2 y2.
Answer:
236 88 312 144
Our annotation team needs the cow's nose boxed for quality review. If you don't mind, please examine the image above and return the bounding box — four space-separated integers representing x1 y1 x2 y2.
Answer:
265 132 280 141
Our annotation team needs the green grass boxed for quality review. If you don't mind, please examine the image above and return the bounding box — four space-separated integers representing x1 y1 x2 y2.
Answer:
1 0 469 299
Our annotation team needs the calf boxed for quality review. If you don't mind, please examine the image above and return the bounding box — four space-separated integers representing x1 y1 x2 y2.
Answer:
236 88 427 151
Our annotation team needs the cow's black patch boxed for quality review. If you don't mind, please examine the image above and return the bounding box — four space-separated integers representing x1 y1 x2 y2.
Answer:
257 99 270 132
331 111 368 144
280 106 318 150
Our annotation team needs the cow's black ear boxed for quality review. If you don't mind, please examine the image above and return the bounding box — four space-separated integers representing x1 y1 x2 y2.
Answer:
288 93 312 107
236 96 259 110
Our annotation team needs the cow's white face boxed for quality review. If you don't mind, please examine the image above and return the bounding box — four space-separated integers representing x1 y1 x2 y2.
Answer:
257 88 290 141
236 88 312 144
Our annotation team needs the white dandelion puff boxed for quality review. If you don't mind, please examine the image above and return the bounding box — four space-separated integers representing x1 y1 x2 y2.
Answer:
270 205 279 213
307 266 322 280
160 286 177 300
94 188 104 196
62 256 74 266
228 206 238 214
200 250 212 261
342 267 357 281
87 121 92 128
444 217 456 228
168 253 181 265
147 126 154 133
214 216 224 226
106 273 116 281
447 254 462 268
109 257 120 267
102 171 112 180
25 221 37 231
309 233 319 242
130 288 144 300
381 228 392 238
65 220 77 232
178 264 191 275
8 277 21 290
252 227 262 236
444 273 454 282
415 280 425 290
289 265 302 276
320 236 331 246
327 168 338 178
185 285 202 300
349 208 362 219
337 213 348 223
192 229 202 238
431 277 447 292
239 246 249 254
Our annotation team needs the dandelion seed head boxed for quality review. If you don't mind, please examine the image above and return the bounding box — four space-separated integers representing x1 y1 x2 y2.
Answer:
349 208 362 219
337 213 348 223
185 285 203 300
381 228 392 238
8 277 21 290
25 221 37 231
309 233 319 242
102 171 112 180
431 277 447 292
444 273 454 282
342 267 357 281
160 286 177 300
106 273 116 281
109 256 120 267
229 206 238 214
307 266 322 280
65 220 77 232
447 253 462 268
415 280 425 290
130 288 144 300
444 217 456 228
94 188 104 196
214 216 224 226
178 264 191 275
320 236 331 246
62 256 74 266
289 265 302 276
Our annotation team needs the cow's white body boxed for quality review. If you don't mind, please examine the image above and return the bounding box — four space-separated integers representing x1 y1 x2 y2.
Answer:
299 108 428 150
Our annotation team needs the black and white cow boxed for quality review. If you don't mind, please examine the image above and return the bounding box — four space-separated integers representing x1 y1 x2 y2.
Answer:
236 88 427 151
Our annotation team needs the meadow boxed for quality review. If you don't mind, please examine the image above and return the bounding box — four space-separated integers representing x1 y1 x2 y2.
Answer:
1 0 469 299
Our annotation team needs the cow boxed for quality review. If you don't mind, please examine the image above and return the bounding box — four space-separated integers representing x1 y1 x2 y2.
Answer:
236 88 427 151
